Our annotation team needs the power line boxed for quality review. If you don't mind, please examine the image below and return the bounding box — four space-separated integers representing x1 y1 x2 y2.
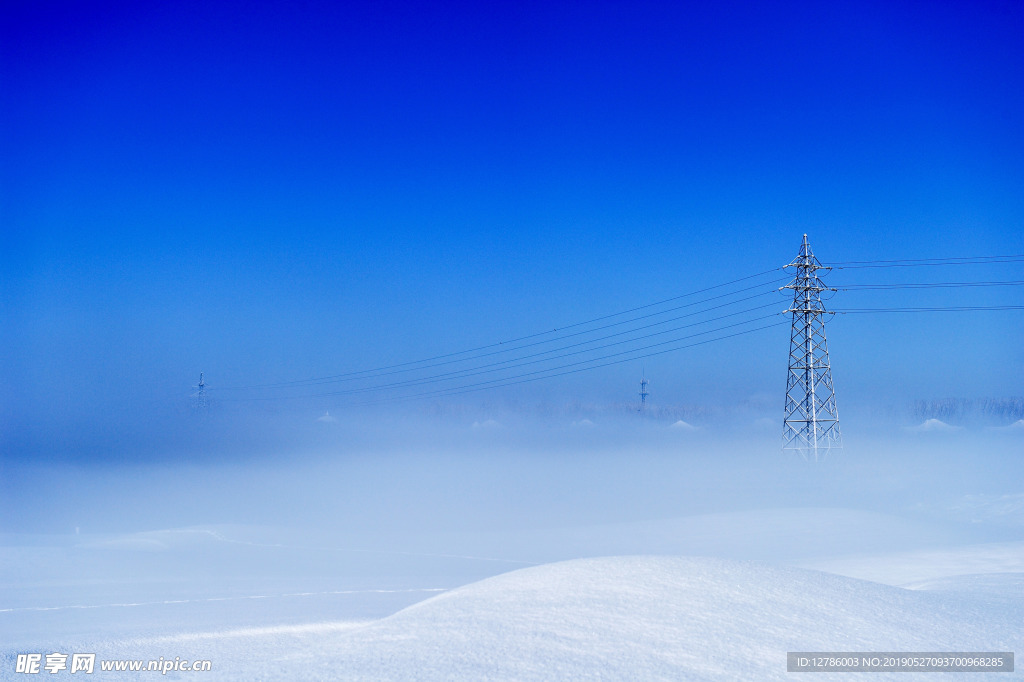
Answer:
247 291 1018 401
335 266 1023 408
836 280 1024 290
224 290 785 393
230 313 784 402
832 253 1024 264
835 305 1024 313
214 270 788 390
279 306 784 399
833 256 1024 269
202 251 1022 407
345 321 790 408
337 319 753 397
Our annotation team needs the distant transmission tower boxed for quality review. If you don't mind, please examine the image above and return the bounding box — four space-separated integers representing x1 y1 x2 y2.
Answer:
638 374 650 413
782 235 842 461
191 372 209 415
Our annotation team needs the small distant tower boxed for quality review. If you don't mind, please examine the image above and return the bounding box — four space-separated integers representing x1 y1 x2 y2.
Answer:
192 372 209 414
782 235 842 461
638 374 650 413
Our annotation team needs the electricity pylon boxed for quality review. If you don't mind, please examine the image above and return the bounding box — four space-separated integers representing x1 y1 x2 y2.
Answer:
192 372 209 415
782 235 841 461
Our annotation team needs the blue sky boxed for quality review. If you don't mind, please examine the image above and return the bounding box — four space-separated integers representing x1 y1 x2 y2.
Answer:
2 0 1022 463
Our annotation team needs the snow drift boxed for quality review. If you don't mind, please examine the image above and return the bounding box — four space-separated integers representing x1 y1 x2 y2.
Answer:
88 555 1021 681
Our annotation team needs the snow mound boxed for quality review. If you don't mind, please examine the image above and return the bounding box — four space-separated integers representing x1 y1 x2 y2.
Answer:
75 528 229 552
907 418 961 432
902 572 1024 598
802 541 1024 586
949 493 1024 526
258 556 1020 681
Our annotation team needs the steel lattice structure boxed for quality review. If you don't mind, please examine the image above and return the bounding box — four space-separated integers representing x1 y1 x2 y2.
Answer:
192 372 209 414
782 235 841 461
638 376 649 412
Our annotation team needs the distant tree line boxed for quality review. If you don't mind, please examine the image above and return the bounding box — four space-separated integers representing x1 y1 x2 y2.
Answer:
609 402 715 421
911 397 1024 424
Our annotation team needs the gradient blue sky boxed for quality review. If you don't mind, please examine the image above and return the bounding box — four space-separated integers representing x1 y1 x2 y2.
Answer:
2 0 1022 462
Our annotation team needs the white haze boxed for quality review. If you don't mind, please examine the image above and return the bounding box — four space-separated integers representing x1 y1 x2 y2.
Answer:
1 411 1021 679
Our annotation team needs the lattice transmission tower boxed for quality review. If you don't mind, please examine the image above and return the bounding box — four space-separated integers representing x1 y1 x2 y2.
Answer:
191 372 209 415
782 235 842 461
638 374 650 413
